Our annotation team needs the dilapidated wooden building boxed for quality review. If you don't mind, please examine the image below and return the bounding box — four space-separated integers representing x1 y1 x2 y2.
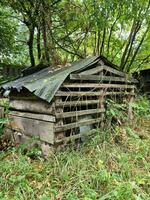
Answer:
0 56 138 151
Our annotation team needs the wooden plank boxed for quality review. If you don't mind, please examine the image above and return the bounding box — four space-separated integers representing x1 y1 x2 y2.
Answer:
56 91 135 97
102 65 127 77
62 83 135 89
55 96 64 141
79 65 103 75
6 116 54 144
10 100 54 114
9 111 56 122
79 65 127 77
55 117 102 133
55 99 103 107
56 108 105 118
70 74 138 83
10 95 38 100
128 88 135 120
56 91 103 97
55 129 97 143
106 92 135 96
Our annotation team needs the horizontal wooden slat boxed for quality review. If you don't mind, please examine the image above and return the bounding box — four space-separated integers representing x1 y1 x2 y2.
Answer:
70 74 138 83
10 96 38 100
79 65 103 75
62 83 135 89
9 111 56 122
55 129 96 143
55 117 102 133
56 108 105 118
55 91 135 97
10 100 54 114
79 65 127 77
106 92 135 96
55 99 103 107
56 91 103 97
102 65 128 77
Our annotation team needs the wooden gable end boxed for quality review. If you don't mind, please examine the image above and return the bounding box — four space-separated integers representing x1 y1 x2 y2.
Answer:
70 63 138 83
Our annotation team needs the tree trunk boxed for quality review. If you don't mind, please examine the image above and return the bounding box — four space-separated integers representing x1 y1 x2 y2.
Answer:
28 26 35 67
96 30 100 55
107 15 120 57
123 21 141 71
100 28 106 55
128 25 149 70
37 26 41 61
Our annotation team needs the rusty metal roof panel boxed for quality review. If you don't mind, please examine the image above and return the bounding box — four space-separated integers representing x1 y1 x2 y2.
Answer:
1 56 100 102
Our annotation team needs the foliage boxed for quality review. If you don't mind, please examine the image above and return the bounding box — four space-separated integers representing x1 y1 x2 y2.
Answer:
132 95 150 118
0 99 9 136
106 99 128 124
0 0 149 71
0 118 9 136
0 7 17 61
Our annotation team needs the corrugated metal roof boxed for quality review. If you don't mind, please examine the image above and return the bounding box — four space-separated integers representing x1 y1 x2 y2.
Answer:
1 56 101 103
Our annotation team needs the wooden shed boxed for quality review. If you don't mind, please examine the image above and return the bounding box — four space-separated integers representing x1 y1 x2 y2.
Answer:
1 56 137 152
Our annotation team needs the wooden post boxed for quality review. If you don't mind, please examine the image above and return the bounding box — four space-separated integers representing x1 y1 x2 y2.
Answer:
99 90 105 128
54 96 65 149
128 88 134 120
99 70 105 127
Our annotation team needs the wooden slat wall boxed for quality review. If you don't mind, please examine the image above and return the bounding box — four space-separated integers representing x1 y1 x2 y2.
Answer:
53 64 136 143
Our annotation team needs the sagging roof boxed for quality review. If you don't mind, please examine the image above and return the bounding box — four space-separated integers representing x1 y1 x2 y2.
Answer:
1 56 120 103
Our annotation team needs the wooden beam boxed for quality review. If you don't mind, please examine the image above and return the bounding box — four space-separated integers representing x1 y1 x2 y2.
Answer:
55 91 103 97
9 100 54 115
70 74 138 83
55 117 102 132
55 96 65 141
55 99 103 107
106 92 135 96
62 83 135 89
102 65 127 77
79 65 128 77
10 96 38 100
9 111 56 122
56 108 105 118
55 91 135 97
79 65 103 75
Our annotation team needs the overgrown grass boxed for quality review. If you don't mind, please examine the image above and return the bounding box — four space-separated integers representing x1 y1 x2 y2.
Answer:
0 96 150 200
